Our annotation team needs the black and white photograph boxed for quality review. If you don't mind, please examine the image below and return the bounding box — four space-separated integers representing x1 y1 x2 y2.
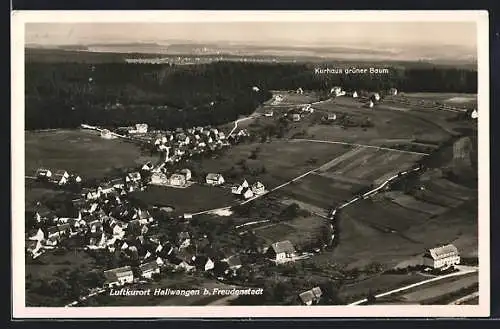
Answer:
11 10 490 318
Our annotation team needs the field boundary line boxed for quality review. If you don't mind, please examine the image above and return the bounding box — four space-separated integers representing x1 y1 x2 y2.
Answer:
291 138 430 156
348 269 478 305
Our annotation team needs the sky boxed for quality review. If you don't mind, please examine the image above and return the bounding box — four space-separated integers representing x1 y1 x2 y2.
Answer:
25 22 477 50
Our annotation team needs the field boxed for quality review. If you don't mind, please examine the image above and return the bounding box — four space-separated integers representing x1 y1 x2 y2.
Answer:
130 184 235 214
402 92 477 106
267 91 320 105
189 140 352 189
387 272 479 304
25 250 100 306
25 129 158 180
252 215 328 248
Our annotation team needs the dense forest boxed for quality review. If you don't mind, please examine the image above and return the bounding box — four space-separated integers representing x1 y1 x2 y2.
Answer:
25 61 477 130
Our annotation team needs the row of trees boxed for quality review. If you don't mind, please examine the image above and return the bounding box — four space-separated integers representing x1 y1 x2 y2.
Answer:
26 61 477 130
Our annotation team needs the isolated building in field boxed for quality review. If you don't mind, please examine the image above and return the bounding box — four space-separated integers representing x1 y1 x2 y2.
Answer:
206 173 225 186
371 92 381 102
389 88 398 96
423 244 460 269
352 91 359 98
103 266 134 288
296 87 304 94
264 110 274 117
252 86 260 92
292 114 301 122
471 109 478 119
298 286 323 305
139 261 161 279
366 100 374 108
266 240 296 264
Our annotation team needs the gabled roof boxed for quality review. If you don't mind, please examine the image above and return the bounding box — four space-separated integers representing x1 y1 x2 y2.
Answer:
206 173 223 180
225 255 242 268
270 240 295 254
104 266 133 281
427 244 459 260
299 290 315 304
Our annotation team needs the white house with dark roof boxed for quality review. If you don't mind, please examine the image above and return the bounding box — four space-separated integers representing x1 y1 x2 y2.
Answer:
104 266 134 288
423 244 460 269
298 287 323 305
266 240 296 264
206 173 225 186
139 261 160 279
35 168 52 180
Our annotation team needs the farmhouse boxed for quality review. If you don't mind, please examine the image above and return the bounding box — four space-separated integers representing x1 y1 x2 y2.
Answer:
298 287 323 305
471 109 478 119
423 244 460 269
206 173 225 186
51 170 69 185
139 261 160 279
141 162 154 171
366 100 374 108
252 86 260 92
296 87 304 94
169 173 187 187
330 86 346 97
352 91 359 98
324 113 337 122
104 266 134 288
292 114 301 122
389 88 398 96
251 181 266 195
150 172 169 185
242 188 255 200
266 240 296 264
129 123 148 134
264 111 274 117
100 129 116 139
35 168 52 180
126 172 142 183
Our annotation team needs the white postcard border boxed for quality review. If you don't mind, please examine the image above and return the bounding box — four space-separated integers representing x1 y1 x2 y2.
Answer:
11 10 490 319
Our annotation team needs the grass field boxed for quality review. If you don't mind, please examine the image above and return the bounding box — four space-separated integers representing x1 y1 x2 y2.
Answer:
253 215 328 248
395 272 478 304
189 140 352 189
130 184 235 214
25 129 158 180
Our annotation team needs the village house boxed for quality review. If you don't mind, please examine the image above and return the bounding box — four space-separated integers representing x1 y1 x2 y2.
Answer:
352 91 359 98
264 110 274 117
169 173 187 187
330 86 346 97
471 109 478 119
129 123 148 134
266 240 296 264
206 173 225 186
219 255 242 276
241 188 254 200
389 87 398 96
141 162 154 171
35 168 52 180
298 287 323 305
47 223 71 239
292 113 301 122
371 92 381 102
139 261 161 279
50 170 69 185
366 100 374 108
126 172 142 183
296 87 304 94
251 181 266 195
103 266 134 288
422 244 460 269
100 129 117 139
134 209 154 225
324 113 337 122
150 172 169 186
252 86 260 92
193 255 215 272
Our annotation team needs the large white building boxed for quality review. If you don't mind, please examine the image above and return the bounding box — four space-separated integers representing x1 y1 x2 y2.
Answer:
422 244 460 269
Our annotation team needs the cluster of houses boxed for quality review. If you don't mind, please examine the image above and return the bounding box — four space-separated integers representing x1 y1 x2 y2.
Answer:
150 126 231 164
231 179 266 200
149 168 193 188
35 168 81 186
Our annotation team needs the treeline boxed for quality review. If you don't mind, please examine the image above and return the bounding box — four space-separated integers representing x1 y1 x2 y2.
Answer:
25 61 477 130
